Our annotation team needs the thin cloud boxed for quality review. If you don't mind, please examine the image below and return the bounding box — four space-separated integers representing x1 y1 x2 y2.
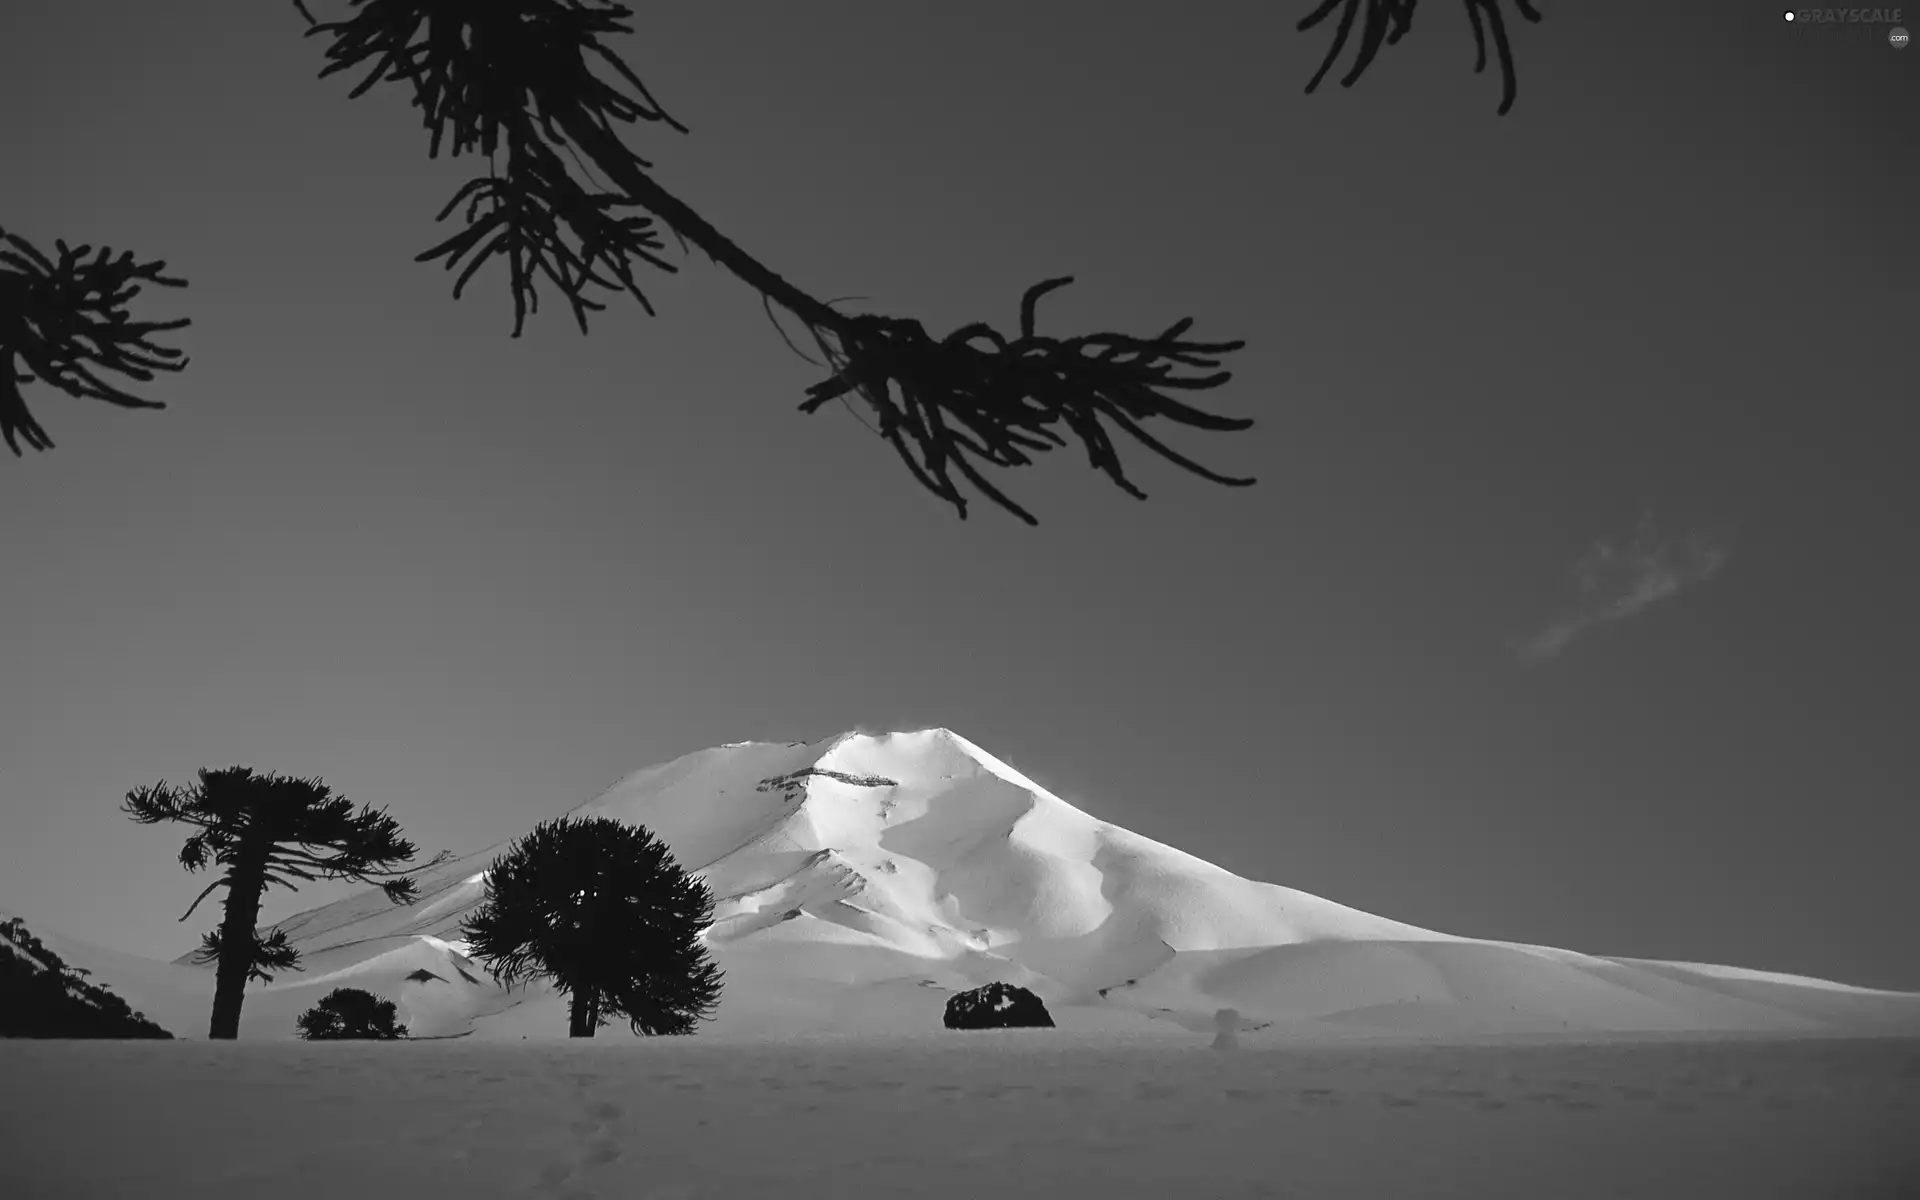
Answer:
1516 513 1733 662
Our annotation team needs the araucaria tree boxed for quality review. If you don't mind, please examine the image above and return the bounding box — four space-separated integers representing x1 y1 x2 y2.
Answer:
461 815 722 1037
122 767 451 1040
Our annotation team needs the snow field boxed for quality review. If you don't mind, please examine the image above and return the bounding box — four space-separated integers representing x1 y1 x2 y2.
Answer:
2 1034 1916 1199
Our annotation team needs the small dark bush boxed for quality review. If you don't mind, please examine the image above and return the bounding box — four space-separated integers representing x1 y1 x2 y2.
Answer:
295 987 408 1040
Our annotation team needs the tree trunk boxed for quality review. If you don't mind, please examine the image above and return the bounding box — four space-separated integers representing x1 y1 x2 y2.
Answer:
206 816 271 1040
206 878 264 1039
568 988 599 1038
564 838 604 1038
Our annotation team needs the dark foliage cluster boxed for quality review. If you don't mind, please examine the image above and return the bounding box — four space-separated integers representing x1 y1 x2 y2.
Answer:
186 925 302 986
296 986 409 1040
296 0 687 338
462 815 722 1036
798 278 1253 524
0 917 174 1039
124 768 447 933
0 227 189 455
1297 0 1543 116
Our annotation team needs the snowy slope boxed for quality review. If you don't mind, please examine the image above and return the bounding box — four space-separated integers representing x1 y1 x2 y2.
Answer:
21 729 1920 1040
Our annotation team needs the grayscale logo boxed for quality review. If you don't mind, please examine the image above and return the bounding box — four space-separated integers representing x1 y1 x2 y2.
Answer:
1784 7 1908 22
1892 25 1912 45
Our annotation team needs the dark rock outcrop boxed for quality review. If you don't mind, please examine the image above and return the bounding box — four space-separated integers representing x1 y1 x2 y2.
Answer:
0 917 174 1038
943 981 1054 1030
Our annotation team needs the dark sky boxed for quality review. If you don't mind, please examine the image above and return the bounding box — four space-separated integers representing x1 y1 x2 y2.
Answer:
4 2 1915 990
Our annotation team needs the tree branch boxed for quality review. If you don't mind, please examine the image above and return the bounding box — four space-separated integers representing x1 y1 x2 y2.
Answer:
299 1 1255 524
555 112 845 337
177 877 226 923
0 229 189 456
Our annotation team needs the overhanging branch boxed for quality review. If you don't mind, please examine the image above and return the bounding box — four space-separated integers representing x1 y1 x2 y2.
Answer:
298 0 1257 525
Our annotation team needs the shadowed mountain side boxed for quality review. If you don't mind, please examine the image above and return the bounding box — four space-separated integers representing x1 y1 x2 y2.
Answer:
24 729 1917 1039
1 915 174 1038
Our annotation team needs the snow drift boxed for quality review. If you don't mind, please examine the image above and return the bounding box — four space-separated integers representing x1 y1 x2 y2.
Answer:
20 729 1920 1040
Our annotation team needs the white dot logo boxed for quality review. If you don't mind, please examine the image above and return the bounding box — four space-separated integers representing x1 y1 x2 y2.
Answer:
1892 26 1911 48
1783 9 1796 18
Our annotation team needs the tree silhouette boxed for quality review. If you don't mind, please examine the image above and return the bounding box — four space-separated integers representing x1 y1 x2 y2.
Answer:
295 986 409 1040
461 815 722 1037
5 1 1540 521
122 767 451 1040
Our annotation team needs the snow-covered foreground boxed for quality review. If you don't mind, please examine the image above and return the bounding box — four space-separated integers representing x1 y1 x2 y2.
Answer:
4 1033 1916 1199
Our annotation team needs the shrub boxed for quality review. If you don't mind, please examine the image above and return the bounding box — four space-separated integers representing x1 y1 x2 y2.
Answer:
295 987 408 1040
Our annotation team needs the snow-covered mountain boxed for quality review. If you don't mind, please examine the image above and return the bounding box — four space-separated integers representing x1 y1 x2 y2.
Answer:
25 729 1920 1040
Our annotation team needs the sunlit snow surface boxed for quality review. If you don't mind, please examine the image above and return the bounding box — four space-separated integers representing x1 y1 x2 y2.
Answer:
4 1034 1918 1198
